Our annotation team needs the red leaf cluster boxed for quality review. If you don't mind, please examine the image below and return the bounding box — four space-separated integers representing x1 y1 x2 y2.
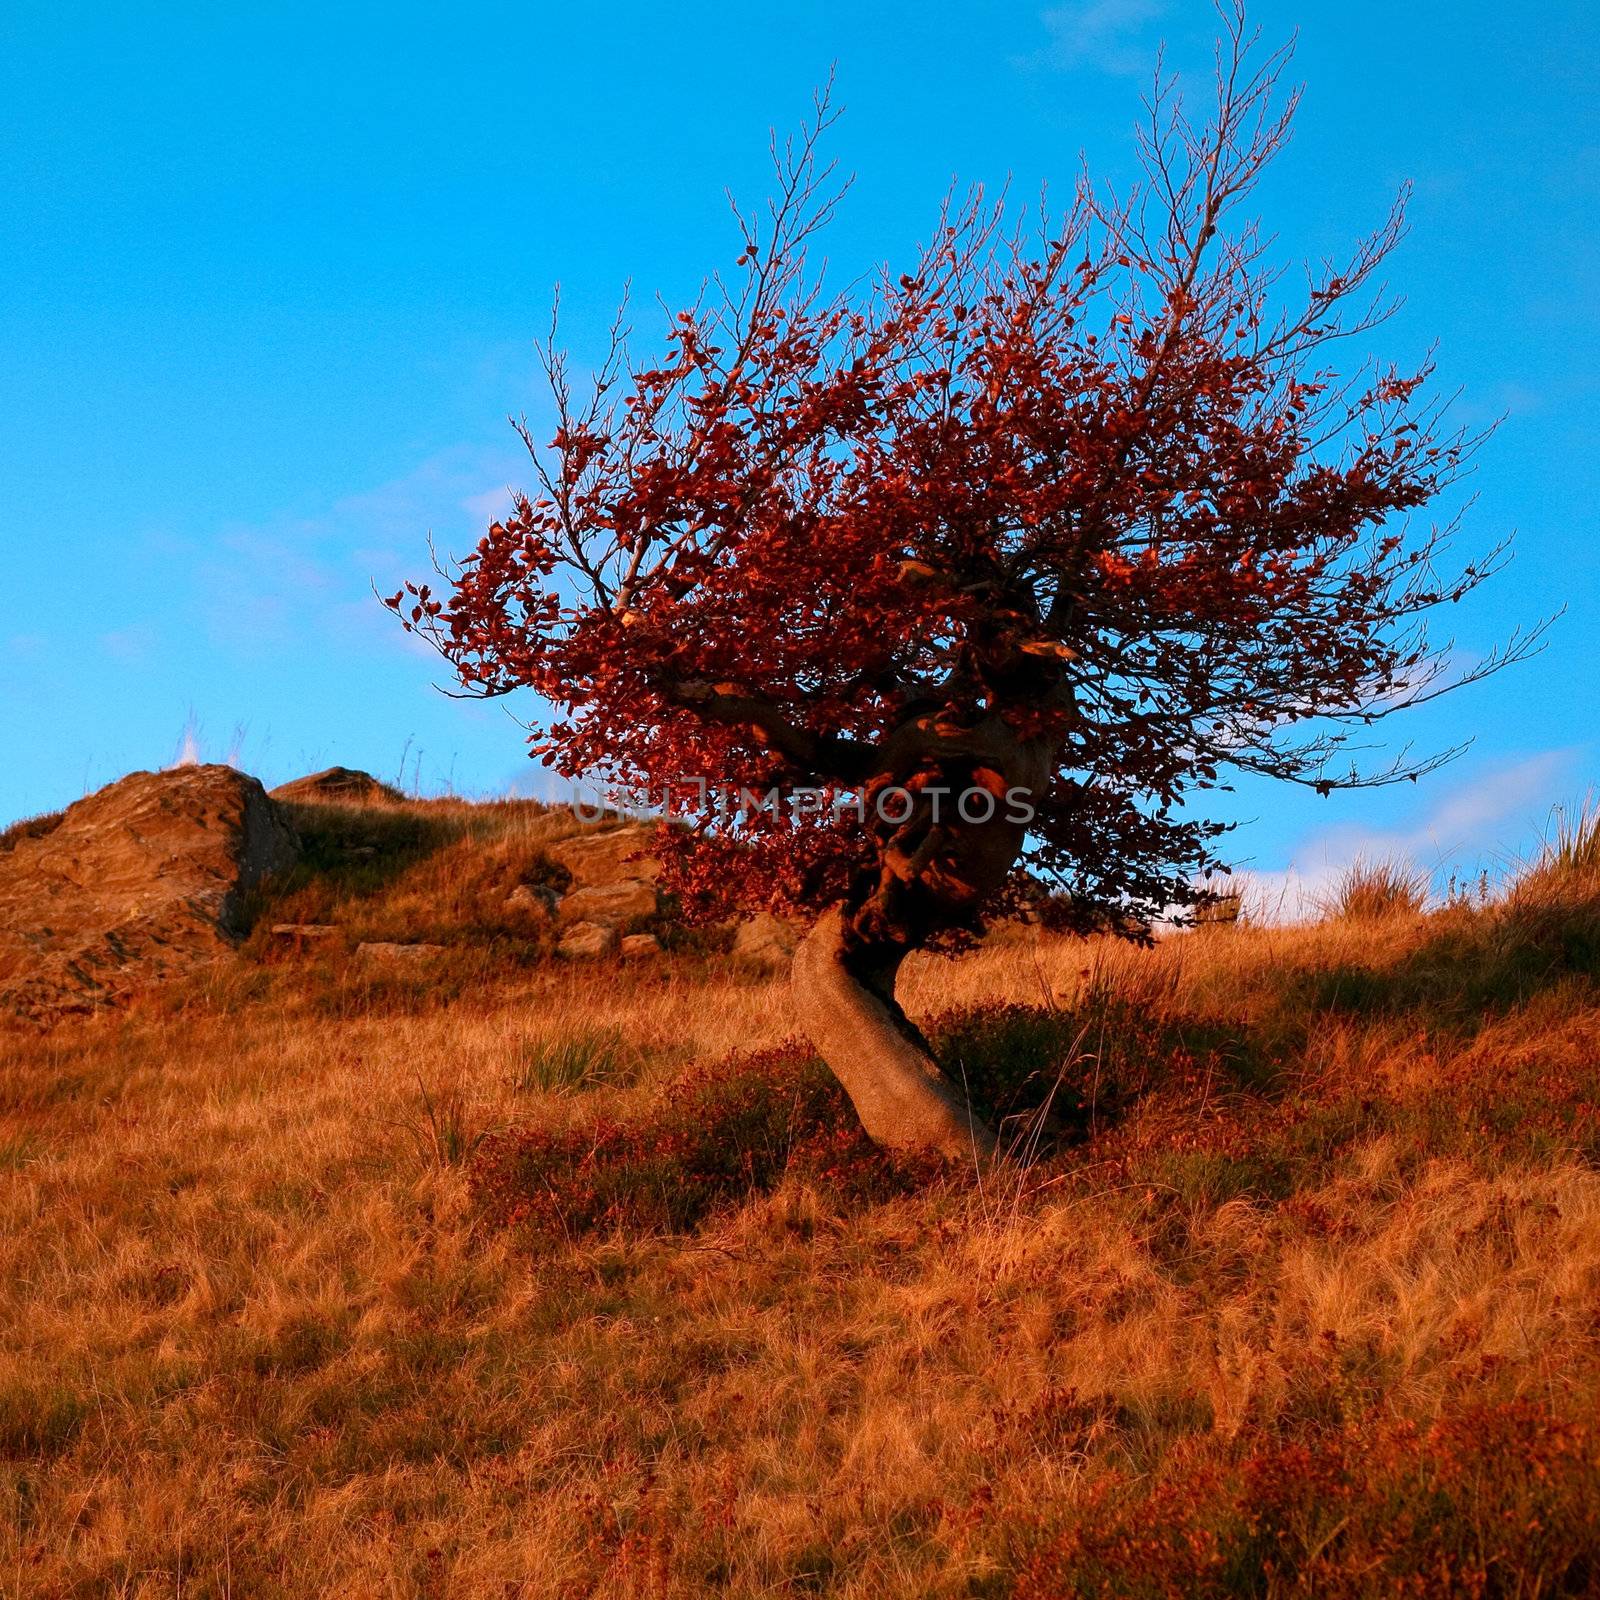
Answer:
394 21 1532 934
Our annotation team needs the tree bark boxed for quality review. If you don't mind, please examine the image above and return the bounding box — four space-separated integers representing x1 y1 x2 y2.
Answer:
790 685 1069 1162
791 907 997 1162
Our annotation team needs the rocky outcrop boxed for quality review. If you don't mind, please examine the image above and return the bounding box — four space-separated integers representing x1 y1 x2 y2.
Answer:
0 765 299 1023
544 820 799 963
548 824 660 887
546 824 662 944
270 767 403 806
557 879 658 927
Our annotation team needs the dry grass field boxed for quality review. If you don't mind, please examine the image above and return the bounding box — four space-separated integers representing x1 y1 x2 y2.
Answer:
5 797 1600 1596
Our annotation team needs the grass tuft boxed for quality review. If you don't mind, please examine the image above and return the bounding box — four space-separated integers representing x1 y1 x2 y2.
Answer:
1319 856 1430 921
397 1078 492 1168
1529 795 1600 883
0 810 64 856
509 1028 640 1094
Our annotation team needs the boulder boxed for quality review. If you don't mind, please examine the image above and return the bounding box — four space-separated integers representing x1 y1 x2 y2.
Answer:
548 824 660 887
620 933 662 959
557 921 619 959
354 941 445 964
0 765 300 1023
732 912 801 969
270 767 403 806
556 879 657 927
503 882 558 919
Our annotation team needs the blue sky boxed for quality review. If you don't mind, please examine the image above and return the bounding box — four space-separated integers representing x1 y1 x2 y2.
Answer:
2 0 1596 906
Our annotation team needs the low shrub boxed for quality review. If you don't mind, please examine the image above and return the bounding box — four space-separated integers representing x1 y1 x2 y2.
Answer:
473 1001 1270 1241
471 1045 936 1238
0 809 64 855
931 1000 1268 1133
930 1004 1089 1129
1015 1399 1600 1598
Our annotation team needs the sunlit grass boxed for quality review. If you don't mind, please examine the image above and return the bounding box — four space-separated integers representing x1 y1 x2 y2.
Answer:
1317 855 1430 921
5 805 1600 1593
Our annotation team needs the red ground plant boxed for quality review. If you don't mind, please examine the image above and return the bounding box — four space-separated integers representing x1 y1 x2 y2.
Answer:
395 9 1534 1157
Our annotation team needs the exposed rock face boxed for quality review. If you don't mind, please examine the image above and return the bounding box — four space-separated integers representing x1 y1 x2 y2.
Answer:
354 941 445 964
503 883 558 919
620 933 662 959
544 823 662 944
548 824 660 887
0 765 300 1023
557 879 658 927
732 912 801 969
558 921 619 959
270 767 402 806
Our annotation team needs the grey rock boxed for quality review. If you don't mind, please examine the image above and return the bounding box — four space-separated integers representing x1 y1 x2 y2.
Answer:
548 824 660 887
503 882 558 918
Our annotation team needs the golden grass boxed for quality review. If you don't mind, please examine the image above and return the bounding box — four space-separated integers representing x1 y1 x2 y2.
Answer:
1315 856 1431 922
4 827 1600 1595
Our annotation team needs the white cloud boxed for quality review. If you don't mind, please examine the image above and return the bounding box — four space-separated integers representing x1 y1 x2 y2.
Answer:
190 441 527 657
1035 0 1166 76
100 624 158 664
502 763 587 807
462 485 519 524
1226 748 1582 921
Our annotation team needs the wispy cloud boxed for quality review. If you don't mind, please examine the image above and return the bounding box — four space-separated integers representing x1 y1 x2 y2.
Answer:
100 625 158 665
1230 748 1583 920
2 632 47 667
462 485 520 524
1033 0 1166 76
193 441 527 657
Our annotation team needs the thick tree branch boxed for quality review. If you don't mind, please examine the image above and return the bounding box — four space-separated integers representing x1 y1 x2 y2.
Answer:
661 679 874 784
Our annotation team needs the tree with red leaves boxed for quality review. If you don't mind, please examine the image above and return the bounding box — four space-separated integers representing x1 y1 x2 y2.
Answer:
393 13 1535 1159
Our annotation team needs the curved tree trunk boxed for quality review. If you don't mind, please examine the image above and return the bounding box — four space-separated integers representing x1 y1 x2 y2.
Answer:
792 907 997 1162
789 684 1070 1162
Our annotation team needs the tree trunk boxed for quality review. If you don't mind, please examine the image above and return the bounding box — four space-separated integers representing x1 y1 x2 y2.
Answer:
789 686 1069 1162
791 907 997 1162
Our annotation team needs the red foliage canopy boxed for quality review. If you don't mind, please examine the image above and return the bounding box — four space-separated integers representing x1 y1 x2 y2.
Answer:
393 17 1532 938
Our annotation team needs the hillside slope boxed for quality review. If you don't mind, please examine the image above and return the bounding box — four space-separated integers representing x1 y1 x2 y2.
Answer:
3 837 1600 1595
0 770 710 1027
